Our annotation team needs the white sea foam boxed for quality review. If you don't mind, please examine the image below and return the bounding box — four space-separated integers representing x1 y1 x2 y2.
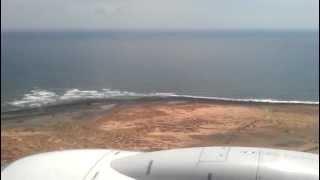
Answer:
7 88 319 109
168 95 319 105
60 89 106 100
8 90 58 108
7 89 175 108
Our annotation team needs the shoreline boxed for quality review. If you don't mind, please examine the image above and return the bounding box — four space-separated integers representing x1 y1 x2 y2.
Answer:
2 96 318 116
1 98 319 164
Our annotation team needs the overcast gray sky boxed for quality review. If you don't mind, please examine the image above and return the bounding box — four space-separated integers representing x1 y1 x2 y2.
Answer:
1 0 319 31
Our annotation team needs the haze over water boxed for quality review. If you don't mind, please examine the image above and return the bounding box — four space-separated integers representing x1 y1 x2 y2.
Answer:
1 31 319 111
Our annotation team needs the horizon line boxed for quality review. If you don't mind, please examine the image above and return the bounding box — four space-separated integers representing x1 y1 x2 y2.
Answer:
1 28 319 33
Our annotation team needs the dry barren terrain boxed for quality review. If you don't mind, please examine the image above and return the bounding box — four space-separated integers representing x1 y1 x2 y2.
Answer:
1 99 318 164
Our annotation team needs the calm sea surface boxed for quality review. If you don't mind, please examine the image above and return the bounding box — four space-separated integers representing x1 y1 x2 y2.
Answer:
1 31 319 111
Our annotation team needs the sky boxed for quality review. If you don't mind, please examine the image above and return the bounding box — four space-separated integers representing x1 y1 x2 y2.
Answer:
1 0 319 31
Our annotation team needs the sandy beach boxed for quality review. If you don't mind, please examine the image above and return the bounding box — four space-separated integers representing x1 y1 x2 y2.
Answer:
1 98 319 165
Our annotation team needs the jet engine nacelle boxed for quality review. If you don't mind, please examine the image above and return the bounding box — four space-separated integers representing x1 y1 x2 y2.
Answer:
2 147 319 180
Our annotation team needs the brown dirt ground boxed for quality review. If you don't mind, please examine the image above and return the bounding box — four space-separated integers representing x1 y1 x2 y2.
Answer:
1 100 319 164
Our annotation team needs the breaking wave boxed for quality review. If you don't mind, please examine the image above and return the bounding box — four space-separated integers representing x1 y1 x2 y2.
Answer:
6 89 175 109
5 88 319 110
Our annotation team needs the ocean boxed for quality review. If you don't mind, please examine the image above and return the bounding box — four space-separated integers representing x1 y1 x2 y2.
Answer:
1 31 319 112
